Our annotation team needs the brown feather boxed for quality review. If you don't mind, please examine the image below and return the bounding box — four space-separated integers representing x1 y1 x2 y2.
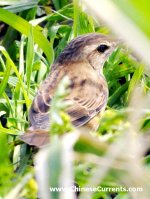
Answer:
20 130 49 148
20 33 118 147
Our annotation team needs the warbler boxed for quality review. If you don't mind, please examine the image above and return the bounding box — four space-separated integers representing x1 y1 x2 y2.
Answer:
20 33 118 147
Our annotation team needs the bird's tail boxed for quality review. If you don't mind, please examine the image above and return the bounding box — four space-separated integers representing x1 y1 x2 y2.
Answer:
19 128 50 148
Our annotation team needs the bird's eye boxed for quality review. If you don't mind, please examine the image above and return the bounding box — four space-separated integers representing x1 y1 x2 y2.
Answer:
97 44 109 53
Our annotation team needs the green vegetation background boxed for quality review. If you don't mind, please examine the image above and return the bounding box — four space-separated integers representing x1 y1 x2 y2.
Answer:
0 0 150 199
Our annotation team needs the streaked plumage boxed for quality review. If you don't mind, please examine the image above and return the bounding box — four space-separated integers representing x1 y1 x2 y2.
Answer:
20 33 118 147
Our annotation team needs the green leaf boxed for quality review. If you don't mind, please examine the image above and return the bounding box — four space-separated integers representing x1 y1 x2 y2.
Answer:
0 46 31 109
73 0 80 37
0 59 11 97
0 132 15 196
4 173 33 199
26 26 34 93
4 0 38 13
73 0 94 37
0 123 19 135
108 82 129 107
0 8 52 64
126 65 144 102
52 0 69 10
74 133 108 156
0 0 21 6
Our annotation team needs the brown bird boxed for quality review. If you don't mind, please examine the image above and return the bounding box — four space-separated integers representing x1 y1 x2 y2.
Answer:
20 33 118 147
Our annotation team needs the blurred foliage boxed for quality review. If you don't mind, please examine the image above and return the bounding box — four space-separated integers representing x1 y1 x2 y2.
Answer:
50 76 73 135
0 0 150 199
0 133 16 196
113 0 150 38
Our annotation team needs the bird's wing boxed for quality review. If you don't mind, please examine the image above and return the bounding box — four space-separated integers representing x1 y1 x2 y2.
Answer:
29 67 65 129
29 65 108 129
20 79 107 147
29 93 51 129
21 64 108 147
66 78 108 127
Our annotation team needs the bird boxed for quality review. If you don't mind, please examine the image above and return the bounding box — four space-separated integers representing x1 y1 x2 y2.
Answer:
20 33 118 148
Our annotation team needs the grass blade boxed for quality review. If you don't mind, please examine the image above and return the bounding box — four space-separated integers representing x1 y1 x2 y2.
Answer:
0 46 31 109
26 26 34 93
4 0 38 13
0 8 52 64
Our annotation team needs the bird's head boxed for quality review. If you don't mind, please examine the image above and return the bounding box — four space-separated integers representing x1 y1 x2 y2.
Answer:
56 33 119 75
